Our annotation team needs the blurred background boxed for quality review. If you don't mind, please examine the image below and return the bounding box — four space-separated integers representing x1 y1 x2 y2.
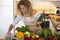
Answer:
14 0 60 16
0 0 60 37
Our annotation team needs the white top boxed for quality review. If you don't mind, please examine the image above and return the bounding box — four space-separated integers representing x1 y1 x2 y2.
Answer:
12 12 40 26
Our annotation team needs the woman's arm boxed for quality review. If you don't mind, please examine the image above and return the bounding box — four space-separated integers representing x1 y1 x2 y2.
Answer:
7 24 14 34
7 16 22 34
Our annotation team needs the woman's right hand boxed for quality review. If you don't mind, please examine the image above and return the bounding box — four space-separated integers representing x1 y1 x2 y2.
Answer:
7 24 14 35
7 31 11 35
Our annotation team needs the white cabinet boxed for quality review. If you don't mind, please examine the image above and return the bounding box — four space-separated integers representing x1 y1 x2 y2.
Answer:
0 0 13 6
0 0 13 35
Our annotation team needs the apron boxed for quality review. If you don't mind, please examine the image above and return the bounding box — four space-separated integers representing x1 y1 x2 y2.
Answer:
24 16 42 34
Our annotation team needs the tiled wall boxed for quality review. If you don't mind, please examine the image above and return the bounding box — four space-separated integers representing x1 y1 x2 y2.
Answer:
0 0 13 35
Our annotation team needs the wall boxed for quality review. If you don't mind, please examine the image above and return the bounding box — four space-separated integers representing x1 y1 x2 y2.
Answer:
51 1 60 8
0 0 13 35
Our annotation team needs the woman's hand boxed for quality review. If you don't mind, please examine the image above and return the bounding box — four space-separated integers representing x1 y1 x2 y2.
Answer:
7 31 11 35
7 24 14 34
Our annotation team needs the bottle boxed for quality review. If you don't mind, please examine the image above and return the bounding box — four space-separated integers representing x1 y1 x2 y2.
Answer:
6 34 12 40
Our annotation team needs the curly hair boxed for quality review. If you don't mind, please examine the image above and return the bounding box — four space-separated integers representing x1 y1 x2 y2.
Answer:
17 0 32 16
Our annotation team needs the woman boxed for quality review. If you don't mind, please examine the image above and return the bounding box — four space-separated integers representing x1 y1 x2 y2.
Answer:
7 0 42 34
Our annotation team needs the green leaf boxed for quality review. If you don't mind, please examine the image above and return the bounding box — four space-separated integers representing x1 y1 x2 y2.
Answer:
42 27 52 37
54 31 59 36
16 27 21 32
16 26 29 33
38 11 45 21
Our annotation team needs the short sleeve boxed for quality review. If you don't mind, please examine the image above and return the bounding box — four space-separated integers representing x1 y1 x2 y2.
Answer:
34 12 40 20
12 16 22 26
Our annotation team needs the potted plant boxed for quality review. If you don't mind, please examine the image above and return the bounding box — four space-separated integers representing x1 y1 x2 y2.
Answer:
37 11 46 29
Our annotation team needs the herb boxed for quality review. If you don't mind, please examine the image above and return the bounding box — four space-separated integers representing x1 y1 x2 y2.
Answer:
16 26 29 33
38 11 45 21
42 27 52 37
